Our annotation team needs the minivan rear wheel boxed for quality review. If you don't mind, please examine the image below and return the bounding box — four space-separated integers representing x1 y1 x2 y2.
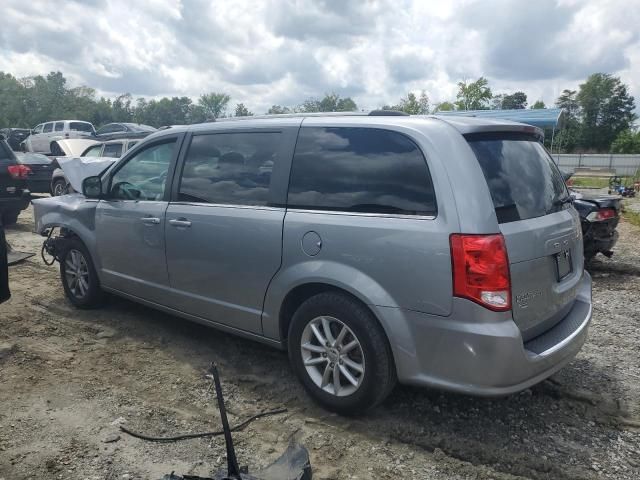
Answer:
288 292 396 415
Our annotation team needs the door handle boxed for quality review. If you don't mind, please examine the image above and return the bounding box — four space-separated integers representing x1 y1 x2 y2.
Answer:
141 216 161 225
169 218 192 228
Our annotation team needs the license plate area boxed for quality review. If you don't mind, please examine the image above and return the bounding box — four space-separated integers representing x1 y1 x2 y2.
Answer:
555 250 572 281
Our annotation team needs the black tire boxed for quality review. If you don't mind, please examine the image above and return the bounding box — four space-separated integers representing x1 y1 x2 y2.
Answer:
1 210 20 226
52 178 68 196
288 291 396 415
59 237 103 308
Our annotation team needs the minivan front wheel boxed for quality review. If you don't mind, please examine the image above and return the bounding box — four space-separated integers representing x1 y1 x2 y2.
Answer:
60 238 102 308
288 292 396 414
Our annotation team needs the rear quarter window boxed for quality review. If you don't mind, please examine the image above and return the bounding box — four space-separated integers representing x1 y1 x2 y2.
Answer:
466 133 569 223
288 127 436 216
70 122 94 133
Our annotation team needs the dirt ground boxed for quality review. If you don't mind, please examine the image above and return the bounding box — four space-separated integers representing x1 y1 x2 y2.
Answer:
1 198 639 480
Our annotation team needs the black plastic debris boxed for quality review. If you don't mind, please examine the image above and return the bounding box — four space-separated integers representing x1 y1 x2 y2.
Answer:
130 362 312 480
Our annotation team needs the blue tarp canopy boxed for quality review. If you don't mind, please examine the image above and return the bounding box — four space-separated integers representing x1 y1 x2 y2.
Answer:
436 108 565 130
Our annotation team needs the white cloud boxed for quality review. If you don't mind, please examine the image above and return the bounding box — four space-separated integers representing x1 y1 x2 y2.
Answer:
0 0 638 113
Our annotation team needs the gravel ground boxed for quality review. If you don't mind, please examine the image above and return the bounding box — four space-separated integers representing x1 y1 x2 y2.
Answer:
1 199 639 480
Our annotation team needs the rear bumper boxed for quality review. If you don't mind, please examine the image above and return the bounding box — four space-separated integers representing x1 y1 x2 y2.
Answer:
584 226 618 256
383 271 592 396
26 179 52 194
0 191 31 213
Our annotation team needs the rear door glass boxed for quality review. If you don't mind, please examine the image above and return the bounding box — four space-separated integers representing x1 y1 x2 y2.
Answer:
55 122 64 132
288 127 436 216
466 133 569 224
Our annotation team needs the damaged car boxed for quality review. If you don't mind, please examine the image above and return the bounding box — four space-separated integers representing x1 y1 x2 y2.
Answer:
563 172 622 262
33 114 593 414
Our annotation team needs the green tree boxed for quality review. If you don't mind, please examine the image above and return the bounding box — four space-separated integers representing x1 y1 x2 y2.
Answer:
531 100 546 109
433 101 455 112
455 77 492 110
267 105 291 114
490 94 504 110
501 91 527 109
576 73 636 151
198 92 231 120
234 103 253 117
554 89 580 152
611 129 640 154
390 91 429 114
298 93 358 113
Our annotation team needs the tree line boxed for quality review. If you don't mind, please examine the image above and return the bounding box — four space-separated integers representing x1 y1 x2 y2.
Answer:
0 70 636 153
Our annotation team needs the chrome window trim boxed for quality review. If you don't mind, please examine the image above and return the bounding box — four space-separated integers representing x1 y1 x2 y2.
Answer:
286 207 436 220
169 201 284 212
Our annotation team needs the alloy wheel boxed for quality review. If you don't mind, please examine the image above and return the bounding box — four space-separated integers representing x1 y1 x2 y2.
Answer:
64 249 90 299
300 316 365 397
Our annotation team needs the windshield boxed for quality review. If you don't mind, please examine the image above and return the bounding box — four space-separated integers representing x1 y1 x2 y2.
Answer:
466 133 570 224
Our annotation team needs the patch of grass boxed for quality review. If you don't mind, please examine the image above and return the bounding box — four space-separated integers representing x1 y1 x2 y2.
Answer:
622 207 640 228
570 177 617 189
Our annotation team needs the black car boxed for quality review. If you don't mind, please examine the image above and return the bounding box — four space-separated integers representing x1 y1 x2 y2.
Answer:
562 171 621 261
94 122 156 141
0 128 31 152
570 189 621 262
0 139 31 225
14 152 56 194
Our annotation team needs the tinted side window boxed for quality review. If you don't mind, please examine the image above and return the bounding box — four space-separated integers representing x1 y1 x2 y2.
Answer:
178 132 280 206
97 124 122 135
43 123 53 133
70 122 94 133
33 125 43 134
55 122 64 132
102 143 123 158
110 141 176 201
288 127 436 215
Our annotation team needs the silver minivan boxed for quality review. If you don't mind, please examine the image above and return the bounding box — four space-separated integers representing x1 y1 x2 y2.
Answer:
33 113 592 414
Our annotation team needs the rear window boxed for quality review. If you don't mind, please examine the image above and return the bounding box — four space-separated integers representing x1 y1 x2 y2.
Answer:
288 127 436 216
102 143 123 158
70 122 94 133
466 133 569 224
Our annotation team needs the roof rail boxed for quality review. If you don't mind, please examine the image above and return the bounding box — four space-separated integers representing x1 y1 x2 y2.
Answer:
368 110 409 116
213 111 369 122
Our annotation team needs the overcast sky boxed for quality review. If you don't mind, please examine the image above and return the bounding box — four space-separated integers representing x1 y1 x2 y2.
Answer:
1 0 638 113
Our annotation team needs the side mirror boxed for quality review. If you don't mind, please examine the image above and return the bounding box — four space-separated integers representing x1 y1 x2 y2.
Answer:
82 176 103 199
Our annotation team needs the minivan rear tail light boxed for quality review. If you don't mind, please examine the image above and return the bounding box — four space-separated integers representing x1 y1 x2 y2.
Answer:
7 164 31 179
586 208 616 222
450 234 511 311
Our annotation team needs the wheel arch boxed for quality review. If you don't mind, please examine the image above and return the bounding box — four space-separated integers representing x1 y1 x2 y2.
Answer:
276 282 400 372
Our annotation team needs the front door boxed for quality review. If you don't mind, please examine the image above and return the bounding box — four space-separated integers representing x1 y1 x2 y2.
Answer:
164 129 295 334
96 138 180 304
